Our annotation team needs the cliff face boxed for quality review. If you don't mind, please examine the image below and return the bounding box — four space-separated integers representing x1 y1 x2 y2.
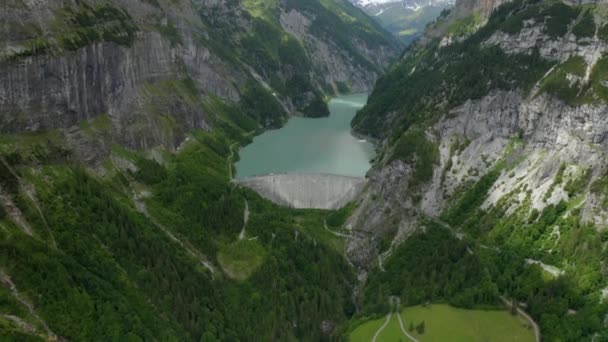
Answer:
348 0 455 45
279 8 391 93
0 2 400 340
0 0 399 152
349 0 608 316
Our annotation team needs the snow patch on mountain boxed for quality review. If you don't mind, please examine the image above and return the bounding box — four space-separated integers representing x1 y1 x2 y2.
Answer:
352 0 453 9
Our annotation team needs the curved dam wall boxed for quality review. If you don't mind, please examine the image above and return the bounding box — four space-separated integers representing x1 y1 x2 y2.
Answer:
234 173 367 210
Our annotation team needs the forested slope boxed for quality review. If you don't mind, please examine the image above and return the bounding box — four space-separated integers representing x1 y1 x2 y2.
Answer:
0 0 399 340
348 0 608 340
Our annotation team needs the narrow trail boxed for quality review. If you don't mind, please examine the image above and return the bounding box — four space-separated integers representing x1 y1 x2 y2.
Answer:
323 220 354 238
2 314 37 335
377 236 400 273
371 296 418 342
0 188 33 236
397 310 419 342
238 200 249 240
321 220 357 268
133 195 216 275
371 312 392 342
426 215 540 342
0 270 58 340
501 297 541 342
378 254 386 272
23 187 57 248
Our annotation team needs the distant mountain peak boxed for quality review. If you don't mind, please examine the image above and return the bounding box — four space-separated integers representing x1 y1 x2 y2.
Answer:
351 0 454 9
352 0 400 7
349 0 454 44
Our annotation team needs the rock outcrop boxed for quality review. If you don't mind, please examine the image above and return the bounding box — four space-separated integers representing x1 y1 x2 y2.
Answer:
349 0 608 272
0 0 399 154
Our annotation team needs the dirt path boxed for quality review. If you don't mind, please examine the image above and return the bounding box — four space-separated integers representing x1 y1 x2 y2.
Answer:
23 186 57 248
0 189 33 236
371 312 392 342
0 270 58 340
238 200 249 240
427 216 540 342
371 297 419 342
323 220 354 238
501 297 541 342
396 310 420 342
133 194 216 275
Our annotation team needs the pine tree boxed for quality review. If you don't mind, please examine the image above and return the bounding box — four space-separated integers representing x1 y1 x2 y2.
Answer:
416 321 425 335
511 299 518 316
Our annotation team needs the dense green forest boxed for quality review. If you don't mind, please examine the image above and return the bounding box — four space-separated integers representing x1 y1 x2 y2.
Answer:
3 0 608 340
0 115 355 340
361 217 608 341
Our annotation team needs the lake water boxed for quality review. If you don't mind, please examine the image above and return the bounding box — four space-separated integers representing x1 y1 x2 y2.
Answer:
235 94 376 178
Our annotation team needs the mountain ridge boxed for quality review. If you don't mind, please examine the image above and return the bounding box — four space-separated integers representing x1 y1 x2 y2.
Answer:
348 0 608 339
0 0 397 340
349 0 455 44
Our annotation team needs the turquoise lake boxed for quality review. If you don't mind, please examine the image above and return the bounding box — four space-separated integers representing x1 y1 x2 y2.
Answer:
235 94 376 178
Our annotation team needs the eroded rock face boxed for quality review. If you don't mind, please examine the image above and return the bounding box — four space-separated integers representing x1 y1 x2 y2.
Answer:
346 160 417 267
347 0 608 268
484 25 608 81
279 8 393 94
350 86 608 267
0 0 398 155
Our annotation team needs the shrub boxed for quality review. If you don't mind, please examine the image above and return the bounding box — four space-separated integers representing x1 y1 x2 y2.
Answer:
134 158 167 185
544 3 580 38
390 129 439 186
572 11 595 38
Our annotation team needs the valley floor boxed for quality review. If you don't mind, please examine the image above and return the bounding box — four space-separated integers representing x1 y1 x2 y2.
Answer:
349 304 536 342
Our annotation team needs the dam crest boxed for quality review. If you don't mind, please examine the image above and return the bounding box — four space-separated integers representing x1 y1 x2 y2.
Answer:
233 173 367 210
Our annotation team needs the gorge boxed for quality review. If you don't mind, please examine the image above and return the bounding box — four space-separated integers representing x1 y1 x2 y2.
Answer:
1 0 608 341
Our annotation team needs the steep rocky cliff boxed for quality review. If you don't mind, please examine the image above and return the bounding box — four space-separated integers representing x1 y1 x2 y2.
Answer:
350 0 608 338
0 1 401 340
1 0 399 152
349 0 455 44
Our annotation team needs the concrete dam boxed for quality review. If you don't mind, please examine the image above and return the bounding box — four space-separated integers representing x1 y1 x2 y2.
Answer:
234 173 367 210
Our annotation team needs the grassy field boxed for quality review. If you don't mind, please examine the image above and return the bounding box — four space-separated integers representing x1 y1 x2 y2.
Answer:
348 304 535 342
348 315 387 342
217 239 267 281
375 314 404 341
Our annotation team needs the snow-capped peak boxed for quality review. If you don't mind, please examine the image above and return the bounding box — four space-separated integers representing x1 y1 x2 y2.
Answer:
353 0 401 6
351 0 454 9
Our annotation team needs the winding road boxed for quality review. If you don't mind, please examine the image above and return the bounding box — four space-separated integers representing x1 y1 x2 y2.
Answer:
407 215 541 342
372 297 418 342
371 312 392 342
397 310 420 342
133 194 216 275
501 297 541 342
323 220 354 238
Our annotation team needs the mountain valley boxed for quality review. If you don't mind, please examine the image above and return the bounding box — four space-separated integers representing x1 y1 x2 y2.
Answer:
1 0 608 341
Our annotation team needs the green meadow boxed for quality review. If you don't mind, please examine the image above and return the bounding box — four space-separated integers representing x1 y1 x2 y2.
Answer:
349 304 535 342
